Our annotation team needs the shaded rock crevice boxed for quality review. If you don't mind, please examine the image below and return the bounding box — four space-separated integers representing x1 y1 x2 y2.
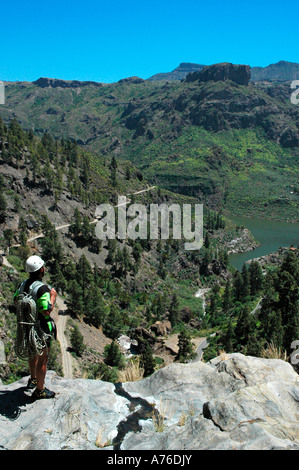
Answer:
112 382 158 450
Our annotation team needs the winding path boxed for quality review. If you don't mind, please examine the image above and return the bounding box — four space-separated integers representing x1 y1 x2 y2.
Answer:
14 186 157 243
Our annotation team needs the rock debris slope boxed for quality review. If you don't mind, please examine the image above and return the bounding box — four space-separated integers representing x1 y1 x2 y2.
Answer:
0 354 298 450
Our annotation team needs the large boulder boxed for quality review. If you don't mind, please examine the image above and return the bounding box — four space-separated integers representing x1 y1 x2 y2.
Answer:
150 321 172 336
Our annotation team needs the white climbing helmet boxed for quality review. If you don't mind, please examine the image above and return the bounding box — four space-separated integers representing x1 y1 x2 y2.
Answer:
25 255 45 273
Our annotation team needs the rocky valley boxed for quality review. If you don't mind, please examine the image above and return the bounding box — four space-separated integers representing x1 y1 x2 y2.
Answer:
0 60 298 452
1 62 298 221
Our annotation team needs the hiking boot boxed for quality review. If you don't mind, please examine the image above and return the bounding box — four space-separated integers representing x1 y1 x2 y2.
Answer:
26 377 37 389
33 387 55 399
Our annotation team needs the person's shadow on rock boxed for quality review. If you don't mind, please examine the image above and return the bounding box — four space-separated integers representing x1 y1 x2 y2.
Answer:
0 387 36 420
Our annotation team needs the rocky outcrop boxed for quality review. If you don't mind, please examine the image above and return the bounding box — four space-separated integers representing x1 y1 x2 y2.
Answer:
0 354 298 450
33 77 102 88
247 247 298 269
186 63 251 86
150 321 172 336
225 228 259 255
118 77 145 85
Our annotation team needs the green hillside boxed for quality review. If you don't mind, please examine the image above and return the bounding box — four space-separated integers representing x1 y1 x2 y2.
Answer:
0 93 298 385
1 64 298 221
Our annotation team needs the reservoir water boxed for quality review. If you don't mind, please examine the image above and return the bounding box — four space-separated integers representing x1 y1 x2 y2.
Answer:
228 216 299 271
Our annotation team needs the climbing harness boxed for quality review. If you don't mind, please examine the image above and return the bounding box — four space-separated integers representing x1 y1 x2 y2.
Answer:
15 280 52 359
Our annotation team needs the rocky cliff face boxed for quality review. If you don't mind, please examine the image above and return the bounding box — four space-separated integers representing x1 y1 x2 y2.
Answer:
186 63 251 86
0 354 298 450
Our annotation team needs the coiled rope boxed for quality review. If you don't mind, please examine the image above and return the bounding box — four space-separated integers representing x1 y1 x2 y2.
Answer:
15 294 51 359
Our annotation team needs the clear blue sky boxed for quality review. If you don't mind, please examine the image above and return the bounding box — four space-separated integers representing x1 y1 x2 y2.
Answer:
1 0 298 83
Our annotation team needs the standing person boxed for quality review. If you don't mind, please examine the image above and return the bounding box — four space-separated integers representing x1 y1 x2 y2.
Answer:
14 255 57 399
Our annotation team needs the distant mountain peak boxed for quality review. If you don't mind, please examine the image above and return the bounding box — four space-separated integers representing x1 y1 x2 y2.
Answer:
148 62 206 81
251 61 299 81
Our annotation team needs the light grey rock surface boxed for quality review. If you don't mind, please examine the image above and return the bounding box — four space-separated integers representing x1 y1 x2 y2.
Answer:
0 354 298 450
0 373 129 450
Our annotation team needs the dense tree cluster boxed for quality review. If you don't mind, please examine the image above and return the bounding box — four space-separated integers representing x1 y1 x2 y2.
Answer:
206 252 299 359
69 208 101 253
0 117 107 211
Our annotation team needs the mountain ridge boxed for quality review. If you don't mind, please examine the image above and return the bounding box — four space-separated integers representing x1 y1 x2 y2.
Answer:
1 62 298 221
3 60 299 86
148 60 299 82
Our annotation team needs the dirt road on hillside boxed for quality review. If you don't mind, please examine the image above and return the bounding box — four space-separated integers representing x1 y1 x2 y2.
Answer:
53 295 74 379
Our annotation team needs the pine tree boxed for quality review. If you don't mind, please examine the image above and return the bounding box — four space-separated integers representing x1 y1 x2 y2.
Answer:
234 305 254 349
157 258 167 279
141 342 155 377
110 155 117 170
70 323 86 356
80 154 90 189
85 284 107 328
258 252 299 353
132 242 142 264
268 309 284 348
204 232 210 248
125 165 131 180
233 270 243 302
152 293 166 321
169 293 179 326
104 341 124 368
222 318 235 352
81 215 91 245
220 249 229 268
122 246 131 273
110 156 117 187
106 239 117 263
103 304 124 340
276 270 299 351
201 248 211 275
111 167 117 187
0 192 7 223
207 294 218 327
43 158 54 190
76 254 93 303
69 208 82 238
3 229 14 252
240 263 250 299
176 328 195 363
222 279 232 312
249 261 263 295
50 259 67 294
41 215 62 264
67 279 84 317
280 251 299 283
